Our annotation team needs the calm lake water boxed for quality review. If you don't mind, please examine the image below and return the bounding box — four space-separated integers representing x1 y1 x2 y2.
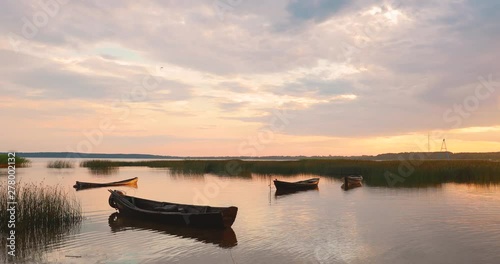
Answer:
2 158 500 263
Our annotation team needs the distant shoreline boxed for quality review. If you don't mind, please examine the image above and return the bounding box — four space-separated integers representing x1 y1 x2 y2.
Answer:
2 151 500 161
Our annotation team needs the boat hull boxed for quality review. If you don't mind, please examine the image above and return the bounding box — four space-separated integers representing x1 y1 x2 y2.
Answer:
273 178 320 190
108 190 237 229
73 177 138 190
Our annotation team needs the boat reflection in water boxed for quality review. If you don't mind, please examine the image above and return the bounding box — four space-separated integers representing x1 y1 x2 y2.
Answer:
87 166 119 175
275 187 319 197
108 213 238 248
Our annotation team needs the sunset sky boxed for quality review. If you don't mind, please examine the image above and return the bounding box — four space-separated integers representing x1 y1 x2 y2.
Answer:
1 0 500 156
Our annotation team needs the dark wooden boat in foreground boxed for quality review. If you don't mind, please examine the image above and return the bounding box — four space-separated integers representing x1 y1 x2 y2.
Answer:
108 190 238 229
73 177 138 190
108 212 237 248
341 175 363 190
273 178 320 190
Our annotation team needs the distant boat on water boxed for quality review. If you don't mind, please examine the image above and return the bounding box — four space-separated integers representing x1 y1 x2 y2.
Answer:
273 178 320 191
341 175 363 190
73 177 138 190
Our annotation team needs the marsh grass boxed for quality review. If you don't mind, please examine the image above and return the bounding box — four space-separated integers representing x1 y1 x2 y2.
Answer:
80 160 119 175
47 160 75 168
81 159 253 177
80 159 116 168
0 182 82 261
79 159 500 187
0 154 31 168
0 182 82 231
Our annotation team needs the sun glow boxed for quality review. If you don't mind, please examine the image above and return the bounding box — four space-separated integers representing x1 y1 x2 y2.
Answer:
366 6 404 24
383 8 402 24
451 126 500 134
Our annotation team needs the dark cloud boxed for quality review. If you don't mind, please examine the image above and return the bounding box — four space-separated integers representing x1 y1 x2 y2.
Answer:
287 0 349 22
276 78 353 97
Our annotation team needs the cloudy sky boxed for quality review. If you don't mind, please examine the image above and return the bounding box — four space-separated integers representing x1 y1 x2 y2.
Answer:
1 0 500 156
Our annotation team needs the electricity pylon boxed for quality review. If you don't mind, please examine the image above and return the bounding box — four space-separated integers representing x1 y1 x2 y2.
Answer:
440 139 450 160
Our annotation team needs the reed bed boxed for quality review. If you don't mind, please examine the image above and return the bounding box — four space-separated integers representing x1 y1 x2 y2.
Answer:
0 182 82 231
0 154 31 168
79 159 500 187
80 160 119 175
0 182 82 261
80 159 117 168
47 160 75 168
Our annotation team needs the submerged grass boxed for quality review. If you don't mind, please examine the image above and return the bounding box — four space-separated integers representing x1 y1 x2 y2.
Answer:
79 159 500 187
47 160 75 168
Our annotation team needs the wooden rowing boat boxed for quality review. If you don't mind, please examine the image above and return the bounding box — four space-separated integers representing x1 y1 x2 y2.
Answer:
108 190 238 229
341 175 363 190
73 177 138 190
273 178 320 190
108 212 238 248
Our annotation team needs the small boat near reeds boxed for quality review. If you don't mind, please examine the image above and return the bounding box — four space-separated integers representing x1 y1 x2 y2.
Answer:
108 190 238 229
108 212 238 248
73 177 138 190
341 175 363 190
273 178 320 191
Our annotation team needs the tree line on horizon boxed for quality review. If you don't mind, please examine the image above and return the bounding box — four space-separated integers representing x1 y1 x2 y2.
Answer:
2 151 500 161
